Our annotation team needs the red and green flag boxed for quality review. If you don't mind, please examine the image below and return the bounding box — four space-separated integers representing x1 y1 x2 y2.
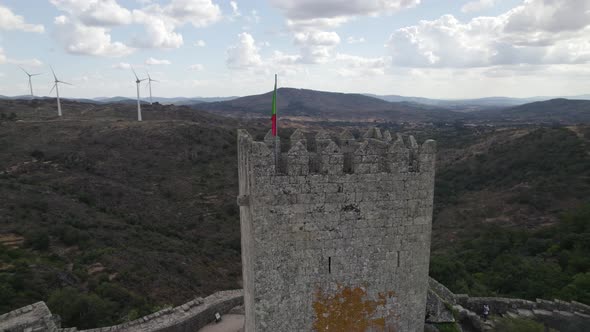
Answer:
271 74 277 136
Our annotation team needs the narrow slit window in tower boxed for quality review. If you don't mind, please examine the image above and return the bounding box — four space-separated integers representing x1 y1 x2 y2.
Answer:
328 257 331 274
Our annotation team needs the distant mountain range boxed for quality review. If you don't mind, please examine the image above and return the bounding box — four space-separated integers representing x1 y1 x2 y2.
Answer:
93 96 238 105
195 88 590 124
476 98 590 124
364 94 590 111
194 88 465 122
2 89 590 124
2 90 589 110
0 95 237 105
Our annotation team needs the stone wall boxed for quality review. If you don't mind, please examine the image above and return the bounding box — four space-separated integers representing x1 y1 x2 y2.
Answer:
0 301 59 332
0 290 242 332
237 128 437 332
455 295 590 332
426 276 590 332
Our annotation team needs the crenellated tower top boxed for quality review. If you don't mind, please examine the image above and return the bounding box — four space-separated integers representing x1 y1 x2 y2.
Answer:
238 127 436 178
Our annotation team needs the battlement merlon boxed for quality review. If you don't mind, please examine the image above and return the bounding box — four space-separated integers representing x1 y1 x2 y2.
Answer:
237 128 436 178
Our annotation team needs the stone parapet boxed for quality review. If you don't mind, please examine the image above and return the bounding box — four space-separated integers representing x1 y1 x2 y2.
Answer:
0 302 59 332
0 290 242 332
427 277 590 332
75 290 242 332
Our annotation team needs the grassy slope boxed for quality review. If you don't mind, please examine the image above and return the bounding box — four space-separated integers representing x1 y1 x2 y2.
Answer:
427 125 590 302
1 102 589 327
0 103 268 327
432 126 590 246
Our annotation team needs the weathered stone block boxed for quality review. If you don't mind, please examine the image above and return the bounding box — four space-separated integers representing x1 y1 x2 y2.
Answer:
237 128 436 332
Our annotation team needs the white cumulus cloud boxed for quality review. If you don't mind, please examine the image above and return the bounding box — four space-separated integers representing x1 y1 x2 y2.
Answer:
269 0 421 21
294 30 341 63
145 57 171 65
189 64 204 71
195 39 206 47
388 0 590 68
226 32 263 69
50 0 221 52
8 58 43 67
0 5 45 32
461 0 495 13
346 36 365 44
0 46 43 67
53 15 133 57
335 53 390 77
49 0 132 26
269 0 417 67
151 0 222 27
112 62 132 69
230 1 241 17
132 10 184 48
130 0 221 49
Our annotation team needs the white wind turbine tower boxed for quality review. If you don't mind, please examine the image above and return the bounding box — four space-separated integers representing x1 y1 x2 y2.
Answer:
132 68 147 121
146 71 158 105
49 66 72 117
18 66 42 99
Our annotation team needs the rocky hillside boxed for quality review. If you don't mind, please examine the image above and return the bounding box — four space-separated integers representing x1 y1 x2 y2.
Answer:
424 124 590 303
1 99 589 328
0 100 262 328
477 98 590 124
198 87 467 123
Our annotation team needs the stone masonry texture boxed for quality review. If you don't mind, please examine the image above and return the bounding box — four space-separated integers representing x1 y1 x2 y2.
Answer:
237 128 437 331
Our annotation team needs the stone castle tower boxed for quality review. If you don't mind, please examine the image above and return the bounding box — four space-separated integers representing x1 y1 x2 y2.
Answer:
237 127 436 331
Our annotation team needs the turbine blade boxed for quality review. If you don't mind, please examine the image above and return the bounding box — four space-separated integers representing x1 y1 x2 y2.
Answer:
18 65 30 76
50 65 57 80
49 84 56 94
59 81 73 86
131 67 139 80
31 73 43 76
152 79 159 82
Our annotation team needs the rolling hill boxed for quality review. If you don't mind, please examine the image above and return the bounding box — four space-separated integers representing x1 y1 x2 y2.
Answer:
93 96 238 105
0 100 589 328
477 98 590 124
366 94 590 111
197 87 468 122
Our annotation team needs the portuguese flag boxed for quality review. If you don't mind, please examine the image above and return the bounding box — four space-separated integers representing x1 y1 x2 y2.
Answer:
271 74 277 136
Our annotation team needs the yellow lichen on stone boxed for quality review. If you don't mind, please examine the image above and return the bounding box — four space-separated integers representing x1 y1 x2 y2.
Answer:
312 285 397 331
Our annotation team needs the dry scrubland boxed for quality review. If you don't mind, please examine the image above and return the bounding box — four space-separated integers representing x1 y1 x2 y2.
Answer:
0 99 589 328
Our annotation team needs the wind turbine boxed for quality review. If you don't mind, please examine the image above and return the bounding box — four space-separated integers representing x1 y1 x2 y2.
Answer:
18 66 42 99
49 66 72 117
132 68 147 121
146 71 158 105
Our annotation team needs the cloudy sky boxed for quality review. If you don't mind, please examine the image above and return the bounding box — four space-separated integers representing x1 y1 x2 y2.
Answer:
0 0 588 98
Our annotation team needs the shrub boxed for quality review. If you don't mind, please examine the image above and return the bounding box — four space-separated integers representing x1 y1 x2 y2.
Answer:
30 150 45 160
433 322 461 332
47 287 117 328
25 231 50 250
494 317 546 332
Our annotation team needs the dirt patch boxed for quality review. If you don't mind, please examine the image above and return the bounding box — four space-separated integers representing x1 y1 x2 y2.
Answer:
0 233 25 248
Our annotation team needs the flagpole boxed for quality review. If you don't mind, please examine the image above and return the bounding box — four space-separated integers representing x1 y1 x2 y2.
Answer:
274 74 279 170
